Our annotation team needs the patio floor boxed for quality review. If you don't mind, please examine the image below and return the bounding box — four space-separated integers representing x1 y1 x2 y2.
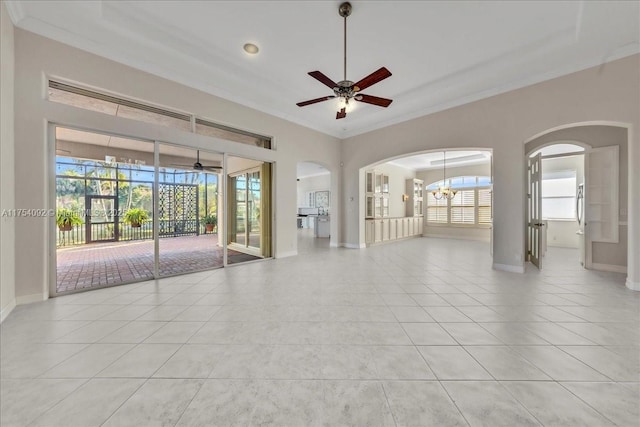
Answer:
56 234 259 293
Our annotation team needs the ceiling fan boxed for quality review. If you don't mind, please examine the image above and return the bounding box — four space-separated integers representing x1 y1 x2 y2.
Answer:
170 150 222 171
296 2 393 119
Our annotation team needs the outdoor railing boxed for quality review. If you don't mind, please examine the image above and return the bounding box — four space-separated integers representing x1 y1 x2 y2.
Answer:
57 221 216 247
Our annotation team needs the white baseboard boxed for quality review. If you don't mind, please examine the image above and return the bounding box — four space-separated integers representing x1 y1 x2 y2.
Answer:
276 250 297 259
591 263 627 274
16 293 46 305
342 243 366 249
493 263 525 274
329 241 339 248
0 299 16 323
626 278 640 291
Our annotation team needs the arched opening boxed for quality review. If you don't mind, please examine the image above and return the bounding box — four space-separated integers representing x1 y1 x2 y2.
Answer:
296 161 331 253
524 125 630 280
360 149 493 247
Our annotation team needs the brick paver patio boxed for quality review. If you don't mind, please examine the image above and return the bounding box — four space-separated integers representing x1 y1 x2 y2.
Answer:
56 234 258 293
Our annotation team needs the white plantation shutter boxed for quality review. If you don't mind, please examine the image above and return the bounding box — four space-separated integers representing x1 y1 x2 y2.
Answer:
426 192 448 223
451 190 475 224
478 189 492 225
425 176 491 226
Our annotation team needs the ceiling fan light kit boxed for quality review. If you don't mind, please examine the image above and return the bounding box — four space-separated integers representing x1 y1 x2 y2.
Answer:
296 2 393 119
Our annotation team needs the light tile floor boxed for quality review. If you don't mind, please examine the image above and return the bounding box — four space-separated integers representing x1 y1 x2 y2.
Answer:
2 238 639 426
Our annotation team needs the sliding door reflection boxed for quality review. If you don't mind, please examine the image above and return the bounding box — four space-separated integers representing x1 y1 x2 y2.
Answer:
227 156 272 264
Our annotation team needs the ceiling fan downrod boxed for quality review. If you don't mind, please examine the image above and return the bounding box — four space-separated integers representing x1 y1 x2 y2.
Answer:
339 2 351 83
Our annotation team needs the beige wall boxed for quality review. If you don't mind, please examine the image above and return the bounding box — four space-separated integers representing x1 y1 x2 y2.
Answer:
341 55 639 278
13 29 341 301
0 1 16 320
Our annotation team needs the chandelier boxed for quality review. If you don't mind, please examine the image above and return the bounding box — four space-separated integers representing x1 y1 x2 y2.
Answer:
431 151 457 200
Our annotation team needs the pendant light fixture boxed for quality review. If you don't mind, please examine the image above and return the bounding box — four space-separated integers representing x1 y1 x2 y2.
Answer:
431 151 457 200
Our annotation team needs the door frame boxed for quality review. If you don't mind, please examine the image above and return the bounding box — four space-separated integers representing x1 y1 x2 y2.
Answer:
524 144 590 270
227 165 265 258
527 153 543 269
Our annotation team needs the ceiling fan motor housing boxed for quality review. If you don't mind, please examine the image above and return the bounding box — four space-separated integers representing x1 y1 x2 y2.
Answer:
339 2 352 18
334 80 359 101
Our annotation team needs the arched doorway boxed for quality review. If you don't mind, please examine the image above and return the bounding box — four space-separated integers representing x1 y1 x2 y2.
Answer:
524 124 630 280
359 149 493 248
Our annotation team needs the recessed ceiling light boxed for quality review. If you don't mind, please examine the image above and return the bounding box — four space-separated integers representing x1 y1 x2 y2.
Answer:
243 43 259 54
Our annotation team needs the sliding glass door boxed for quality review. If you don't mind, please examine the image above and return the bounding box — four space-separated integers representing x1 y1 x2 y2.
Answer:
53 126 272 295
227 156 272 264
158 143 223 276
54 127 156 294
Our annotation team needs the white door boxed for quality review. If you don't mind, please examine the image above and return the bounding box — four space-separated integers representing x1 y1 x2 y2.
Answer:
528 153 543 269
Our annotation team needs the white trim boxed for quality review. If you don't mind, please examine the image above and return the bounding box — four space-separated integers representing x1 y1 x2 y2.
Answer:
493 263 525 274
342 243 366 249
626 278 640 291
16 293 47 305
276 250 297 258
0 299 16 323
329 242 340 248
591 263 627 274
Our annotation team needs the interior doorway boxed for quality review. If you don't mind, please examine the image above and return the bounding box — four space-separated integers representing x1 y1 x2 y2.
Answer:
527 144 586 270
296 162 331 253
526 140 626 273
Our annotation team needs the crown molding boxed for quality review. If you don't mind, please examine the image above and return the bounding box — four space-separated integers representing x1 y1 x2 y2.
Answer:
4 1 26 24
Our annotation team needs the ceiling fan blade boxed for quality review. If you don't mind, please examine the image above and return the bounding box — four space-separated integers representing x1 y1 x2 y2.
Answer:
308 71 338 89
296 96 335 107
353 67 392 91
336 107 347 119
356 94 393 108
202 166 223 170
169 164 195 167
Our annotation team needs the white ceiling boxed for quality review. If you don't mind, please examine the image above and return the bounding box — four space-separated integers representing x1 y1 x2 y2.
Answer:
7 1 639 139
388 150 491 171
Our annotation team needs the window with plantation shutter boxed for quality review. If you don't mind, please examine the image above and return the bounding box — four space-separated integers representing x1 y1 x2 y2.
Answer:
478 188 492 224
425 176 491 227
426 192 448 223
450 190 475 224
